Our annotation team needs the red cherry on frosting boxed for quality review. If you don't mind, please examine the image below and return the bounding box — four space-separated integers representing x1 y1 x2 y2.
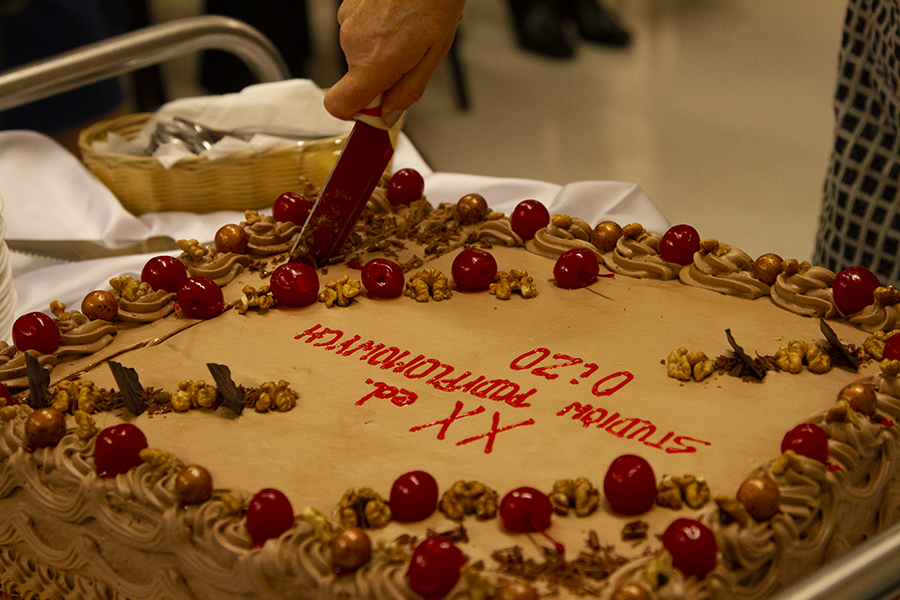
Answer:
387 168 425 206
553 248 600 289
177 276 224 319
884 334 900 361
407 536 466 599
271 262 319 307
661 518 718 579
390 470 439 522
452 248 498 292
273 192 313 226
141 255 188 293
510 199 550 241
95 423 148 478
781 423 829 463
659 224 701 265
833 266 880 316
361 258 405 299
246 488 294 548
12 312 60 354
499 487 553 533
603 454 657 516
0 382 12 405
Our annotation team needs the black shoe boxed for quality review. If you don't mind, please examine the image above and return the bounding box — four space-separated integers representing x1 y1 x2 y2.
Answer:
561 0 631 47
507 0 575 59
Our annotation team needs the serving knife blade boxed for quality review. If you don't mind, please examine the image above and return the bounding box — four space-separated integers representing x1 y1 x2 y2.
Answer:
6 236 179 262
289 95 395 264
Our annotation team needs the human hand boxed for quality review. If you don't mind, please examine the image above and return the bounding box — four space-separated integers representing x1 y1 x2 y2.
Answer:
324 0 466 127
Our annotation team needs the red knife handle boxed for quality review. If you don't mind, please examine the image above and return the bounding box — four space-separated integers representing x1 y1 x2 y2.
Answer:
353 94 403 131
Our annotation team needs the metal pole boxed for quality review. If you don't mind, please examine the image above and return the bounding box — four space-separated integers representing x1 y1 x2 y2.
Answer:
0 15 290 113
768 521 900 600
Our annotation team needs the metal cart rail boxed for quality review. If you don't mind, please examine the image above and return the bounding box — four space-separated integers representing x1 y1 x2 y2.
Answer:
0 14 289 113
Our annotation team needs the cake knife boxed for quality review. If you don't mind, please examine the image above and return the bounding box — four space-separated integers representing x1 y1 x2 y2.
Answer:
6 236 179 262
289 95 396 264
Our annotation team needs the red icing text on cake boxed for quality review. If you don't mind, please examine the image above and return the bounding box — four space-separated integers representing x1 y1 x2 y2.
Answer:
296 324 538 407
558 401 712 454
410 400 535 454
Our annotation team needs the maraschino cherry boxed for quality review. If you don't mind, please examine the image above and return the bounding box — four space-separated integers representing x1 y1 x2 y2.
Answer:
553 248 600 289
661 518 717 579
406 536 466 599
94 424 148 478
781 423 829 463
603 454 657 516
500 487 553 533
452 248 498 292
659 224 701 265
499 487 564 553
510 199 550 241
0 382 12 405
885 334 900 361
246 488 294 548
387 168 425 206
12 312 60 354
833 266 880 316
141 255 188 293
361 258 405 299
273 192 312 226
177 276 224 319
390 470 439 522
270 262 319 307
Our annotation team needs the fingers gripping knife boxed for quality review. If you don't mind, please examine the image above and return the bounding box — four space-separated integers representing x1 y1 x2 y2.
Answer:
289 95 396 264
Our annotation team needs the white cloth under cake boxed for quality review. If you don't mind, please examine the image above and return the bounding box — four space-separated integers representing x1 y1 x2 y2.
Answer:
0 129 669 341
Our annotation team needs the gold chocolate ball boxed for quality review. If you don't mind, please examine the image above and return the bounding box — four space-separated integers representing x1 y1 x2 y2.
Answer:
610 582 652 600
25 407 67 448
592 220 623 252
174 465 214 506
838 382 878 416
495 581 539 600
81 290 118 321
215 223 249 254
456 193 488 224
331 527 372 571
753 253 784 285
736 476 780 522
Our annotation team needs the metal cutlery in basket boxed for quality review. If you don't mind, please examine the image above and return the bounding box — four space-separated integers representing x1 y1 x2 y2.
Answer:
145 116 327 155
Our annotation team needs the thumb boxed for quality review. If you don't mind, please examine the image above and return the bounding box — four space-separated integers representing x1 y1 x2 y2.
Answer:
324 69 393 121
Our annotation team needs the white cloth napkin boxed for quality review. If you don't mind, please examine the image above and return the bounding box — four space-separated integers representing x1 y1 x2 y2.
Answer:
99 79 355 167
0 129 669 339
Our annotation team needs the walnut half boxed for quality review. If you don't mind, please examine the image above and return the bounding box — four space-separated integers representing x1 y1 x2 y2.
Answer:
549 478 600 516
439 480 498 521
404 268 452 302
666 348 715 382
319 275 361 308
335 488 392 529
489 269 538 300
656 475 710 510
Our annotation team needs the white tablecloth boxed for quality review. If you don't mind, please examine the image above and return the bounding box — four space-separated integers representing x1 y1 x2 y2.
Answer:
0 130 669 342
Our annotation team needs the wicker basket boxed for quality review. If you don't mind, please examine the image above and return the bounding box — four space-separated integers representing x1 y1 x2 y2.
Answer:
78 113 394 215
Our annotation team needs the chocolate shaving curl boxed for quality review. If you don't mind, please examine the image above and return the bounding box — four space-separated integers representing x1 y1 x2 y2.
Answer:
726 329 765 380
820 319 859 370
24 352 49 409
108 361 145 415
206 363 244 415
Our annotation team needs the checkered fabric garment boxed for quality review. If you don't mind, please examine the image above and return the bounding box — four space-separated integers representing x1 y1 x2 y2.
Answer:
815 0 900 286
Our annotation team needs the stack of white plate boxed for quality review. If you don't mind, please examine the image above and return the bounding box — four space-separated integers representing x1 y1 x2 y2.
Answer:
0 194 17 340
